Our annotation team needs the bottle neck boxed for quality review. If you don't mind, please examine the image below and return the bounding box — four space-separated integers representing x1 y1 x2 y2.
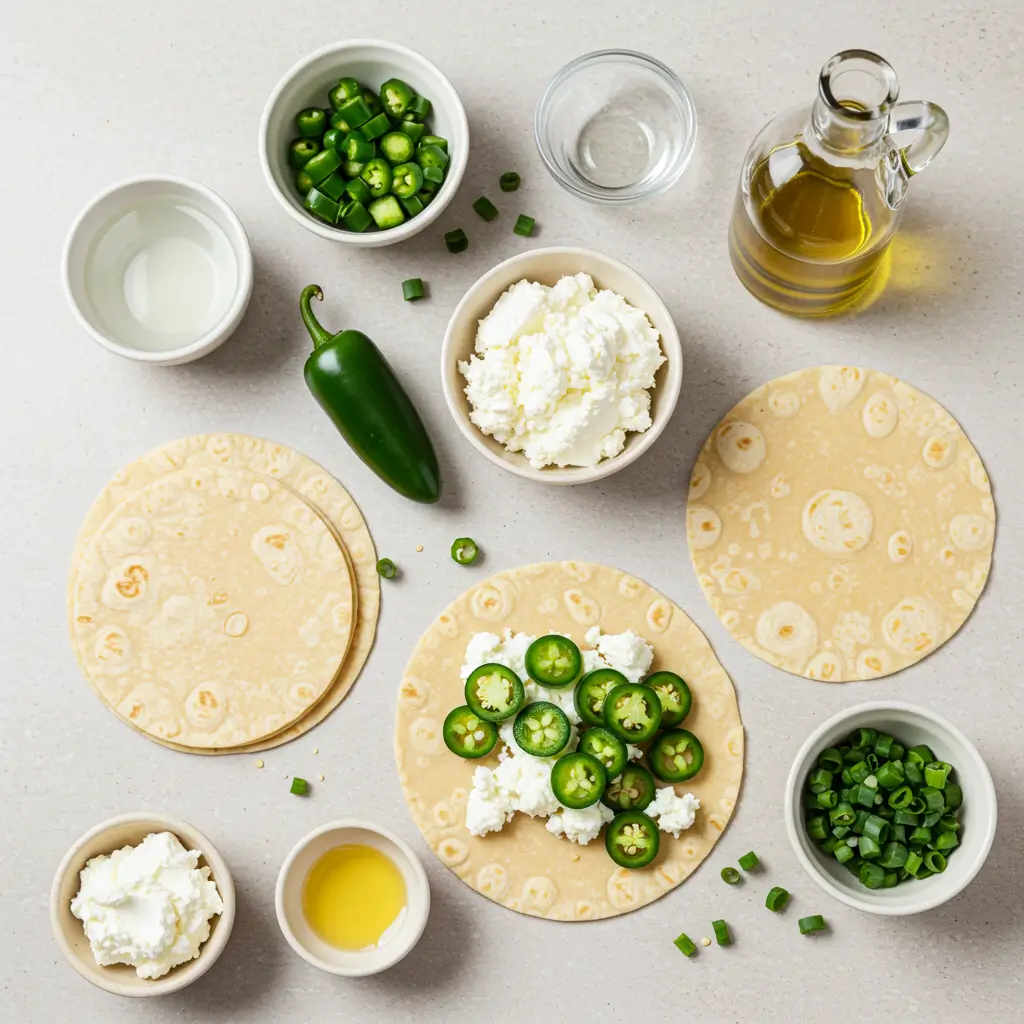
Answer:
810 95 888 156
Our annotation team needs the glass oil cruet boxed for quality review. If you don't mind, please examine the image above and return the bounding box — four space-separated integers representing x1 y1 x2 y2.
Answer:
729 50 949 316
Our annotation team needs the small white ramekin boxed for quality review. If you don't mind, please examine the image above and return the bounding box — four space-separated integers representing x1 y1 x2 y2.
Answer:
441 246 683 484
62 176 253 365
259 40 468 246
275 819 430 976
785 702 997 916
50 813 236 996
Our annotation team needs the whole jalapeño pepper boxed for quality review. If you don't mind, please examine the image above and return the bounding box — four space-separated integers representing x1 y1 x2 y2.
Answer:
300 285 441 503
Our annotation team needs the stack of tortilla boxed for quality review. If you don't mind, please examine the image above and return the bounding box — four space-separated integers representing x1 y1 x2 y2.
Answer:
67 434 379 754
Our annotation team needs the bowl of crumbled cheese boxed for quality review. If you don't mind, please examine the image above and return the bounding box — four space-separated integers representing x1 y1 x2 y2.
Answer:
441 247 682 483
50 814 235 997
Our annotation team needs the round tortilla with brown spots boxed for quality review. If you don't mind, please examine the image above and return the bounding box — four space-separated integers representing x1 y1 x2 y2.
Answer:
395 562 744 921
687 366 995 682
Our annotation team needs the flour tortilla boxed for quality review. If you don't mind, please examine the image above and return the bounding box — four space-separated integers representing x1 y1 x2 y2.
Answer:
68 435 379 752
73 466 355 748
687 366 995 682
395 562 744 921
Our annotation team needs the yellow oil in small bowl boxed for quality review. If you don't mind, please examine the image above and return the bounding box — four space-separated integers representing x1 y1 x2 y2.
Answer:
301 844 407 951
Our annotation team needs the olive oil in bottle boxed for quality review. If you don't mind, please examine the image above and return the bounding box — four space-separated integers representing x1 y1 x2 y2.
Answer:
728 50 949 317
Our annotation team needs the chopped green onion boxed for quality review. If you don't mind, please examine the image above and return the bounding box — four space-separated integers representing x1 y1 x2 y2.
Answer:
799 914 827 935
674 932 697 956
290 777 309 796
878 840 909 869
808 767 833 794
721 866 741 885
858 835 881 859
859 861 885 889
924 850 947 874
765 886 789 912
888 784 914 809
499 171 521 192
450 537 479 565
924 762 952 789
862 814 890 844
402 278 425 301
908 825 933 847
853 784 876 808
806 815 828 841
904 761 924 785
711 919 732 946
816 789 838 809
829 801 856 827
933 830 959 852
904 849 924 876
920 787 946 813
832 825 851 839
938 814 960 832
818 747 843 773
472 196 499 221
852 727 878 749
445 228 468 253
882 871 899 888
874 733 894 758
875 760 905 789
376 557 398 579
944 782 963 810
738 851 760 871
513 214 535 237
849 761 870 784
907 744 935 766
834 843 855 864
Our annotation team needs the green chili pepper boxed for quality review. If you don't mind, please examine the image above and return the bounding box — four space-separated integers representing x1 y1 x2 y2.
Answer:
344 177 372 205
304 188 341 224
330 111 354 134
369 196 405 229
391 162 424 198
417 143 449 170
422 165 445 188
400 194 425 217
296 107 327 138
319 172 347 202
302 148 342 186
343 159 367 180
289 137 320 169
336 96 372 128
361 88 381 114
340 200 372 232
344 130 374 163
300 286 441 504
400 119 426 144
404 95 432 121
361 112 392 141
360 158 393 197
420 134 449 153
295 170 314 195
380 77 415 117
329 77 362 111
380 132 415 164
451 537 478 564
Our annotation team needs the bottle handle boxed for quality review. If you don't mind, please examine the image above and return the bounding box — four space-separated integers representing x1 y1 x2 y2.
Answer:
888 100 949 177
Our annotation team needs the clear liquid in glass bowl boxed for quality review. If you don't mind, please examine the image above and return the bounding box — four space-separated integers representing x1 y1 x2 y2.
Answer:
535 50 697 205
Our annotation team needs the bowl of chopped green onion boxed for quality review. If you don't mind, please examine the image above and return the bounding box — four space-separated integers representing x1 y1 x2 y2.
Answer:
260 40 468 245
786 702 996 915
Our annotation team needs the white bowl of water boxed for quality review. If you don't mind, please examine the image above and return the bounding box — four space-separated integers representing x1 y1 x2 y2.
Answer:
63 177 253 365
535 50 697 205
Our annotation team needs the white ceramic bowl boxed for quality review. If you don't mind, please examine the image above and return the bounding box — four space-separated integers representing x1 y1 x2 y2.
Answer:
62 176 252 365
260 40 468 245
441 247 683 484
276 820 430 976
785 702 997 916
50 813 236 996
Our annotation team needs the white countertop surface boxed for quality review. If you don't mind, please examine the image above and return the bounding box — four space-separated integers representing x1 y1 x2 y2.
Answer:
3 1 1022 1020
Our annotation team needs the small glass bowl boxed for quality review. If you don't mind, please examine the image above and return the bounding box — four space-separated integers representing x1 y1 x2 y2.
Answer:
535 50 697 205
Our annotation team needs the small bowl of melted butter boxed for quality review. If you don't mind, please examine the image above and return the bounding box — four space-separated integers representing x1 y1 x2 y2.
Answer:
276 820 430 976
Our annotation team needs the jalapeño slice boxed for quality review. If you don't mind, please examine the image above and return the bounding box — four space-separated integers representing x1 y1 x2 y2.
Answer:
442 706 498 759
551 752 607 809
649 728 705 783
577 726 628 779
464 663 525 722
605 811 660 869
512 701 571 758
602 764 657 813
644 671 692 728
525 635 582 688
574 668 628 727
603 683 663 743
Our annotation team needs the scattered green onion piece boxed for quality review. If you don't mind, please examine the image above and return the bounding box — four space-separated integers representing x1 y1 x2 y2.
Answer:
798 915 827 935
402 278 425 301
738 851 760 871
765 886 789 912
450 537 479 565
445 228 468 253
376 557 398 579
513 214 535 237
290 777 309 796
674 932 697 957
712 919 732 946
721 866 741 885
499 171 521 192
924 850 947 874
472 196 499 221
